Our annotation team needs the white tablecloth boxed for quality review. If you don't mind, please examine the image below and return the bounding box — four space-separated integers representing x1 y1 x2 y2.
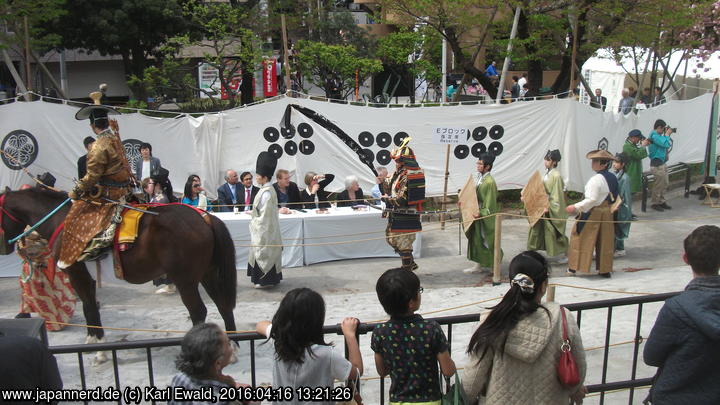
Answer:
0 208 423 277
300 207 422 265
211 212 304 269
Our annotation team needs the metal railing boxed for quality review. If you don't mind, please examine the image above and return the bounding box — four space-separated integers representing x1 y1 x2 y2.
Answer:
48 291 679 405
641 162 691 212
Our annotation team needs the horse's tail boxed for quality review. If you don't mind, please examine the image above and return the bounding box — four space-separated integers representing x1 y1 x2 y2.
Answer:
209 215 237 309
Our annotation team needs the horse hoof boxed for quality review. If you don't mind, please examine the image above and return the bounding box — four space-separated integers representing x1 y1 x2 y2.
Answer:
93 351 109 365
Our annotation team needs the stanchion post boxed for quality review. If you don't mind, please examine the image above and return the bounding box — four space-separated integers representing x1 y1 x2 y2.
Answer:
440 144 451 230
457 188 462 255
95 260 102 289
492 213 502 285
547 285 556 302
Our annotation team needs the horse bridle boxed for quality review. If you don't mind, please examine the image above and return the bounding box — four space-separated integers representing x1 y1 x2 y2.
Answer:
0 194 22 254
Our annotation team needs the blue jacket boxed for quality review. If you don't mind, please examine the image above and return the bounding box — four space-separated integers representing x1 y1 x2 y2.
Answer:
643 275 720 404
647 131 671 163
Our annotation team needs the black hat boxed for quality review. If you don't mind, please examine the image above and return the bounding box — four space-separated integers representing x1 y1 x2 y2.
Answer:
479 152 496 166
256 151 277 179
75 91 119 124
544 149 561 162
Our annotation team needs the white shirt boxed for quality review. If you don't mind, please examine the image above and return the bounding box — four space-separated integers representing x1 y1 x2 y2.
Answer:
141 161 150 180
227 183 237 203
573 173 609 213
243 187 253 211
518 77 527 89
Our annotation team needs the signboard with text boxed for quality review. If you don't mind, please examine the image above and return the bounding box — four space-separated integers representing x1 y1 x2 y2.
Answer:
432 126 467 145
263 58 278 97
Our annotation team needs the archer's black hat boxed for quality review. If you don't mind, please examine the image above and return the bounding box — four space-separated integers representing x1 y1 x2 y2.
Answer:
256 151 277 179
75 91 119 125
545 149 561 162
479 153 496 166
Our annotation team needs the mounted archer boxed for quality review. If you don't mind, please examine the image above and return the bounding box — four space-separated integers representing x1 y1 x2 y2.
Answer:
57 92 133 269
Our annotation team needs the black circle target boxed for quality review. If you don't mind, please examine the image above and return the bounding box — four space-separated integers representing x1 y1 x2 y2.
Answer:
489 125 504 140
263 127 279 143
299 140 315 155
472 127 487 141
298 123 313 138
454 145 469 159
488 141 503 156
376 150 392 165
471 143 487 158
281 125 295 139
284 141 297 156
358 131 374 147
360 148 374 164
393 132 409 146
268 144 283 159
376 132 391 148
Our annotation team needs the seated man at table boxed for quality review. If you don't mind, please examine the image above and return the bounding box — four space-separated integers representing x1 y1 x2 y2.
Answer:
301 172 335 210
273 169 302 211
337 175 366 207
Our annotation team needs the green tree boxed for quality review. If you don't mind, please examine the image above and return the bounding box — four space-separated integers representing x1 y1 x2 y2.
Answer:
0 0 66 92
295 40 383 99
376 30 442 103
45 0 190 100
182 1 261 107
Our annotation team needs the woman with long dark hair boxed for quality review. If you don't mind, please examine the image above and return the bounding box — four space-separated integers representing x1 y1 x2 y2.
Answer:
182 174 209 211
462 251 587 405
256 288 363 404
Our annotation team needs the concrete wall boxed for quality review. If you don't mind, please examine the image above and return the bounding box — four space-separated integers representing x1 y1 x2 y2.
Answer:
44 60 131 99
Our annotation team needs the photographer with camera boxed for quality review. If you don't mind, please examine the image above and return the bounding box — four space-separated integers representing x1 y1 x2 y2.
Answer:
648 119 674 212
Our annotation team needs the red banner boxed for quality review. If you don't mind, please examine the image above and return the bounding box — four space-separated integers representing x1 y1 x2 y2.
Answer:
263 58 278 97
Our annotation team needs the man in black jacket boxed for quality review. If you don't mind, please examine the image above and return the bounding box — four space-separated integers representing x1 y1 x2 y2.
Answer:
272 169 301 210
644 225 720 404
590 88 607 111
76 136 95 179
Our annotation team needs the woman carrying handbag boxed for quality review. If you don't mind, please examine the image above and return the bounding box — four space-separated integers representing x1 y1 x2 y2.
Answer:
461 251 588 405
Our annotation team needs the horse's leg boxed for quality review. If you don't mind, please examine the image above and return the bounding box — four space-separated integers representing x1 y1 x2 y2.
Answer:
66 263 103 340
66 262 108 364
175 281 208 326
200 275 237 332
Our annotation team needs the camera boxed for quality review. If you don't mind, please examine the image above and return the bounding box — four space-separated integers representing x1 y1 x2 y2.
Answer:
666 126 677 134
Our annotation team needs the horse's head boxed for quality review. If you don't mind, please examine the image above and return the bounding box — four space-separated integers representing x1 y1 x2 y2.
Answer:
0 186 67 255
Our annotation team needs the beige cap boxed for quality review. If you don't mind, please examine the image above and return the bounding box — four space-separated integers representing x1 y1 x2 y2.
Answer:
586 149 615 160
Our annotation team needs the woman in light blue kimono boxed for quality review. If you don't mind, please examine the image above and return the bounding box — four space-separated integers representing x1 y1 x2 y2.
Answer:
613 153 632 257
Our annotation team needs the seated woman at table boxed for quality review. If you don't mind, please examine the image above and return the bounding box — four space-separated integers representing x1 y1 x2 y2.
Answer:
301 172 335 210
337 175 366 207
181 174 211 211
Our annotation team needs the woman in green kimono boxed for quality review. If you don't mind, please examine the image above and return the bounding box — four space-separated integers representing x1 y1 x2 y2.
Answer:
613 153 632 257
527 150 568 260
464 153 502 273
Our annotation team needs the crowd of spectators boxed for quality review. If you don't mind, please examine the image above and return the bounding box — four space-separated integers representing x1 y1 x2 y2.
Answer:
160 223 719 404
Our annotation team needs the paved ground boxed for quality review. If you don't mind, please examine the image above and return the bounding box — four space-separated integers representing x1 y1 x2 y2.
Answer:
0 181 713 314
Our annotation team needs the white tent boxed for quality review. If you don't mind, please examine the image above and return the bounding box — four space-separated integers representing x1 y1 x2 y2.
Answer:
581 48 720 111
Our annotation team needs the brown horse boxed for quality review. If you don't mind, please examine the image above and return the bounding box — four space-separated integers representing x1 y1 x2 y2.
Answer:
0 187 237 346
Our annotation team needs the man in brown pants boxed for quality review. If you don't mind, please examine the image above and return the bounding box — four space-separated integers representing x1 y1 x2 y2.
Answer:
566 150 619 278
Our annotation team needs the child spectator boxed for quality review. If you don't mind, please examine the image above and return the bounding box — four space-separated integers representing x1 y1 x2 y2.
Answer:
256 288 363 405
643 225 720 404
612 153 632 257
371 268 456 404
